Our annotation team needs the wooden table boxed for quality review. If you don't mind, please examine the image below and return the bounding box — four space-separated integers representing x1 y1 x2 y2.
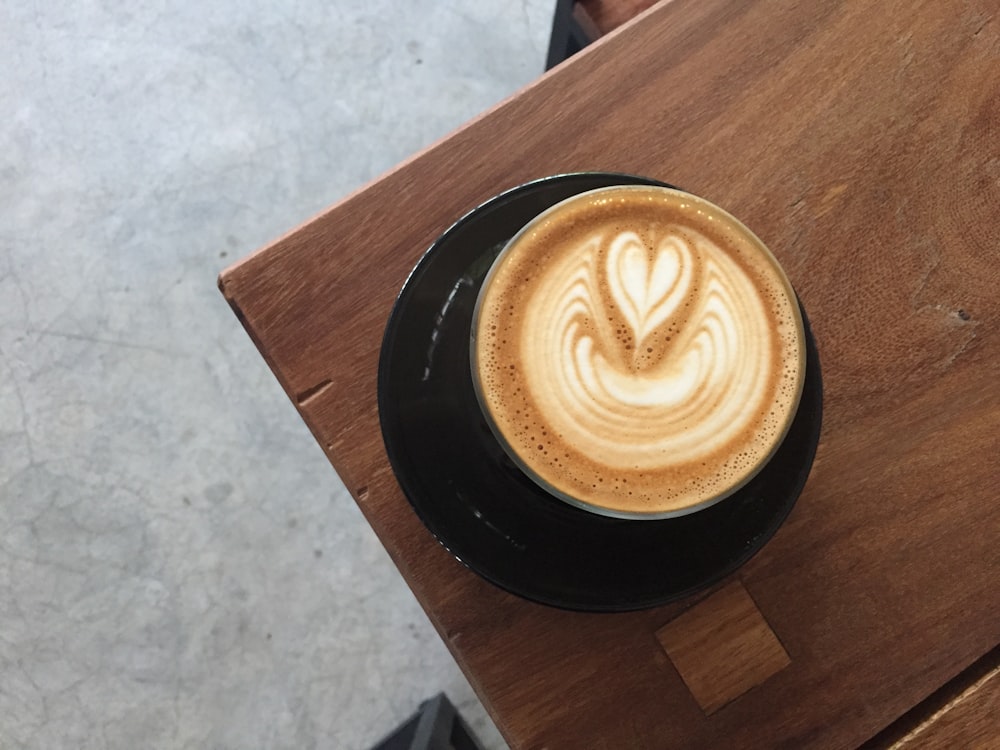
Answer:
220 0 1000 747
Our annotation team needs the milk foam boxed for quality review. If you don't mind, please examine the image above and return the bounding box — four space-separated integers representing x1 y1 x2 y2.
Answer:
473 187 805 516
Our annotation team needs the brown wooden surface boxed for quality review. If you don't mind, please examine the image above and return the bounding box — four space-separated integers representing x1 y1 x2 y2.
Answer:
655 581 791 714
578 0 661 35
892 666 1000 749
863 647 1000 749
893 668 1000 750
219 0 1000 747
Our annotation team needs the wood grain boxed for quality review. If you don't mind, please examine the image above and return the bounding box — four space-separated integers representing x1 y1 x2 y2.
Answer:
891 666 1000 749
219 0 1000 747
656 582 791 714
578 0 661 36
862 646 1000 749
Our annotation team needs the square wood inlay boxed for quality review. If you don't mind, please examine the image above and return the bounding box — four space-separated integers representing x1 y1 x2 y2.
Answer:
656 581 791 714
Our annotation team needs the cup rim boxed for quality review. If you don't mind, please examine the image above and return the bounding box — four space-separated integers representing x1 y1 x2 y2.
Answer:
469 183 807 520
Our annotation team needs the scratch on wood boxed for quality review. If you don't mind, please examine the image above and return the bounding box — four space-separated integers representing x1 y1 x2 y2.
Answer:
909 241 943 312
817 183 848 217
937 328 978 371
355 486 370 503
324 435 350 454
295 378 334 405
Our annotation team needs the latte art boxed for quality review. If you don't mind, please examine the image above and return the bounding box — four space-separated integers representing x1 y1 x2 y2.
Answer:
473 186 805 516
528 227 773 464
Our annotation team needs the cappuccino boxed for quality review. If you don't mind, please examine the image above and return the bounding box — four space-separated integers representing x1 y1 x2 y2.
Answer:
471 186 805 517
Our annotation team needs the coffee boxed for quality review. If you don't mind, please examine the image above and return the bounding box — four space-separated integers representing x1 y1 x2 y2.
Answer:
471 185 805 517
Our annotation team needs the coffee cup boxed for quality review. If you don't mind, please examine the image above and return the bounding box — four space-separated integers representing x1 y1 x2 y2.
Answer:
470 185 806 519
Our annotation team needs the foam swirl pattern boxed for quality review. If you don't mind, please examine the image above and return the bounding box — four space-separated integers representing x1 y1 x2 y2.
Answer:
474 187 804 515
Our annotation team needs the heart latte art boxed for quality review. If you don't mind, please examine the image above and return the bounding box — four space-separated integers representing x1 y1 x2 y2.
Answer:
473 186 806 516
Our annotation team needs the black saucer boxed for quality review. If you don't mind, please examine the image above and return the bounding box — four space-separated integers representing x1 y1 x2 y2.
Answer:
378 173 823 612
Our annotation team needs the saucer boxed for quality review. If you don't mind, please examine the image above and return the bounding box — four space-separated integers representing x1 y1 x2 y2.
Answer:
377 173 823 612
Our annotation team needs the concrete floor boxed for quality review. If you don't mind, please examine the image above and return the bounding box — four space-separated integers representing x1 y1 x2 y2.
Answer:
0 2 554 747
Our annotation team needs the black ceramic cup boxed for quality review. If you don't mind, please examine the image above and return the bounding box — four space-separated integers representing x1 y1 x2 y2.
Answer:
378 173 822 611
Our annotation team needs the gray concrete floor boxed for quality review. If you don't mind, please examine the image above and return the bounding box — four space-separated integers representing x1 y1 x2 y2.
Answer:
0 2 554 747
